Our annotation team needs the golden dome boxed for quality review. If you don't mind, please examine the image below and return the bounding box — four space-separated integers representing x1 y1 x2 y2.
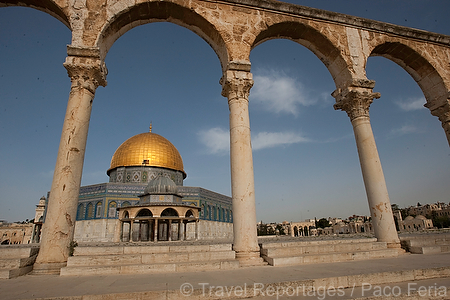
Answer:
108 130 185 177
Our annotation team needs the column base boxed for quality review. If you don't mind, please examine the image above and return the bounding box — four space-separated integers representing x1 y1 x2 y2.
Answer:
32 262 66 275
386 241 401 249
235 251 267 267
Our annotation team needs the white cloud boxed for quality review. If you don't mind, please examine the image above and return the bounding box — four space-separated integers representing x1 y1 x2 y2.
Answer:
252 131 309 150
388 124 421 137
198 127 309 154
396 97 426 111
198 127 230 154
250 69 317 116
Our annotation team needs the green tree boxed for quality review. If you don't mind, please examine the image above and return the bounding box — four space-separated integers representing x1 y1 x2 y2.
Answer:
316 218 330 229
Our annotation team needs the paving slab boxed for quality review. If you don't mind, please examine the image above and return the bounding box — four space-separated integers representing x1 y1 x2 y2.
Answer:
1 253 449 300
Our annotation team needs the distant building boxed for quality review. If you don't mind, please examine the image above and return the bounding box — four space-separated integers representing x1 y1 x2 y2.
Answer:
0 222 33 245
36 128 234 243
393 211 433 232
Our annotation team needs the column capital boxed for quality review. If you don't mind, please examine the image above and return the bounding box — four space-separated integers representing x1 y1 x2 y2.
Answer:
63 51 107 93
220 70 253 102
332 83 380 121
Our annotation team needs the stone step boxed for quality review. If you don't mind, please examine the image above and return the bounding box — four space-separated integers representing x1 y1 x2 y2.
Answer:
0 265 34 279
60 259 239 276
66 250 235 267
264 248 399 266
0 246 39 279
406 239 450 247
261 238 377 249
261 240 386 257
400 234 450 254
0 246 39 259
0 255 37 269
409 245 450 254
73 243 232 256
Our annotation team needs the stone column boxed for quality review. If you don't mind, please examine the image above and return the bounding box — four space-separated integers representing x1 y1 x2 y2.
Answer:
221 68 262 265
34 47 107 274
333 81 400 247
195 220 199 241
153 219 158 242
168 220 172 241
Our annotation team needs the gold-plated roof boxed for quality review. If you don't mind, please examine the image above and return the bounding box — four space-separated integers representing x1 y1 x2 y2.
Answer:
108 131 185 175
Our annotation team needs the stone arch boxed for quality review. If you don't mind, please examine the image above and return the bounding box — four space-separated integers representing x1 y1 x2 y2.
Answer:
370 42 448 113
136 208 153 218
185 209 194 218
161 207 179 217
252 21 352 87
96 1 228 71
95 201 102 218
0 0 70 28
85 202 94 220
108 201 117 218
76 204 84 221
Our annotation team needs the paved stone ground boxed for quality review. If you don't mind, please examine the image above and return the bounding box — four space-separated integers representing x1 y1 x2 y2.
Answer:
1 252 450 300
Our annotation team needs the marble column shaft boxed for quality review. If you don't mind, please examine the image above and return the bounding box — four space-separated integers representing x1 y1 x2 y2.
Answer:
334 86 400 246
221 70 260 260
34 55 106 273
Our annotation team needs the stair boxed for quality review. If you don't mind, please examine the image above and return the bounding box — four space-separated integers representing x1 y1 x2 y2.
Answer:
0 246 39 279
260 238 399 266
400 233 450 254
60 243 239 276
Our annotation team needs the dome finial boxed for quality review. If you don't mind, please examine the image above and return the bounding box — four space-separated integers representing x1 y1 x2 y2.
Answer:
149 122 152 133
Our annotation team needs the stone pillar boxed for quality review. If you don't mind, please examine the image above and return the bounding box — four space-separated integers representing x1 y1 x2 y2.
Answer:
113 220 122 243
154 219 158 242
221 67 262 265
168 220 172 241
34 47 107 274
195 220 199 241
333 81 400 247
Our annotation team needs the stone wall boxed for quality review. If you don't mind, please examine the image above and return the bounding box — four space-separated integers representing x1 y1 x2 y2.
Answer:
73 219 117 243
74 219 233 242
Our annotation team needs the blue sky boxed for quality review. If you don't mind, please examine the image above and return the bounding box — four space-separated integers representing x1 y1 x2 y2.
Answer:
1 1 449 223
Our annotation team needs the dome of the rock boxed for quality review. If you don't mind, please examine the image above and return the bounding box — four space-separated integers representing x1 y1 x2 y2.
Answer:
108 129 185 177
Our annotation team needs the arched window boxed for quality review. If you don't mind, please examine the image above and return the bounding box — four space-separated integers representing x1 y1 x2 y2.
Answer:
186 210 194 218
108 201 117 218
201 204 205 218
161 208 179 217
86 203 94 219
136 209 153 217
121 201 131 207
76 204 84 221
95 201 102 218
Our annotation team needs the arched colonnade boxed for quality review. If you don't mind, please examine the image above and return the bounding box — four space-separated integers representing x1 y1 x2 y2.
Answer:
2 0 450 272
117 205 199 242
